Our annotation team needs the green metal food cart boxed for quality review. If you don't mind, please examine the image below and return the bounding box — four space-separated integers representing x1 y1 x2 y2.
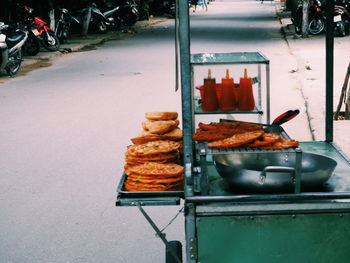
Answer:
116 0 350 262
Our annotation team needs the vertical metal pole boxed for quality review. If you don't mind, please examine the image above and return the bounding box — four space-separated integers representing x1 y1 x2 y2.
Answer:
185 203 197 263
175 0 180 92
258 64 262 123
325 0 334 142
266 62 271 124
294 148 302 194
178 0 194 194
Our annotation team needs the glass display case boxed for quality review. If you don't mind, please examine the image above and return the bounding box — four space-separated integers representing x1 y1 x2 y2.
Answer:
191 52 270 124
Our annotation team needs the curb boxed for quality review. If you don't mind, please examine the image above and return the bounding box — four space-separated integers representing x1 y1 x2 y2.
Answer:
20 17 168 70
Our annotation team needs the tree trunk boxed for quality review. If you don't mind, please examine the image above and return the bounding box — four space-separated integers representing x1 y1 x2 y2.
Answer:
81 7 91 36
302 0 309 37
48 9 55 30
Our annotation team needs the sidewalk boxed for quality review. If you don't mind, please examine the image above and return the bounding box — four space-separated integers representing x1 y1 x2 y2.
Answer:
275 1 350 159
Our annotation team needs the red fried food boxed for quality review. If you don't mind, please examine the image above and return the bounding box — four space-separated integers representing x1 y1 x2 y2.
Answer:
248 133 281 147
198 121 263 131
261 138 299 149
208 130 265 148
192 129 235 142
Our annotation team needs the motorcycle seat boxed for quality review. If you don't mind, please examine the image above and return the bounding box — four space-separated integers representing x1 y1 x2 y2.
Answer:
7 31 27 45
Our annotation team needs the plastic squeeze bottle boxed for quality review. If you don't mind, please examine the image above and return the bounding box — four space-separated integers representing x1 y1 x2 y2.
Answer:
219 69 236 111
202 69 218 111
238 68 255 111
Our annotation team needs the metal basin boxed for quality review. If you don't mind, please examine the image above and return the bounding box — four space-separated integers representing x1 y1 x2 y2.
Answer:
214 152 337 192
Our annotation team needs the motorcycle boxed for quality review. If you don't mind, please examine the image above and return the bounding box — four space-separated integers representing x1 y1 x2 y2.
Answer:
20 5 60 52
55 8 71 44
0 22 28 76
17 19 41 56
293 0 326 35
334 0 350 36
71 3 110 34
112 0 140 28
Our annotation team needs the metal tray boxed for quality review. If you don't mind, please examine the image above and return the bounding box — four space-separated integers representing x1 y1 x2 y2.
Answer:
117 173 184 198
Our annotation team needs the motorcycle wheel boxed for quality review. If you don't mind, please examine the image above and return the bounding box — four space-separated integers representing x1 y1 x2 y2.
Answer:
308 18 325 35
337 21 346 37
24 33 40 56
41 31 60 52
97 21 108 34
56 23 70 44
5 50 22 76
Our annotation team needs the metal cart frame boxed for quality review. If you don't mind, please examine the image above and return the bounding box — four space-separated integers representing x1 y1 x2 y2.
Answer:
117 0 350 262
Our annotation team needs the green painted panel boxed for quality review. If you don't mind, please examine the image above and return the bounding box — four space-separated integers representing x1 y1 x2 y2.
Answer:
197 213 350 263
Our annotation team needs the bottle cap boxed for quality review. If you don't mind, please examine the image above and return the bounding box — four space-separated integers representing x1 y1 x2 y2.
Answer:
208 69 212 79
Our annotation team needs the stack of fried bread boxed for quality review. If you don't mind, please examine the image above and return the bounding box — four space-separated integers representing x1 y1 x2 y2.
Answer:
125 140 182 166
124 162 184 191
193 121 299 149
124 112 184 192
131 112 182 145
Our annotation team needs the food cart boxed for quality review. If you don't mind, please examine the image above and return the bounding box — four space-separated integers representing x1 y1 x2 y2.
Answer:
116 0 350 262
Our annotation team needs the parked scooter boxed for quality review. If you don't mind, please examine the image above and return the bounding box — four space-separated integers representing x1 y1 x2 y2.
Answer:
0 22 28 76
55 8 71 44
112 0 140 27
334 0 350 36
71 3 110 33
20 5 60 52
17 19 41 56
293 0 326 35
103 6 120 29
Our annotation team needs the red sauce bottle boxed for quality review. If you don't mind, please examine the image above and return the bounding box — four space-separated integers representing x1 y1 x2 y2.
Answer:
219 69 236 111
202 69 218 111
238 68 255 111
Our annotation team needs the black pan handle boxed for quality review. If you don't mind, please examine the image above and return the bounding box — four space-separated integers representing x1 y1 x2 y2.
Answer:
272 109 300 125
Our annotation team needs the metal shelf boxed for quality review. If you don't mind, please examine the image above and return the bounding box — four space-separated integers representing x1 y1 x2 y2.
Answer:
191 52 269 65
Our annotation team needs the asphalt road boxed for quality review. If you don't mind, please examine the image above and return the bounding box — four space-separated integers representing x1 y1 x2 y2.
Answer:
0 0 318 262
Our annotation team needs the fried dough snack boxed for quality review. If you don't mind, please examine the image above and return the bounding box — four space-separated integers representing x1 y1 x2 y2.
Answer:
198 121 263 131
248 133 281 147
145 112 178 121
193 121 263 142
124 181 184 192
142 120 179 134
124 162 184 192
125 152 180 166
127 175 184 184
124 181 172 191
131 128 183 145
125 162 184 177
208 130 265 148
261 138 299 149
127 140 182 157
192 129 234 142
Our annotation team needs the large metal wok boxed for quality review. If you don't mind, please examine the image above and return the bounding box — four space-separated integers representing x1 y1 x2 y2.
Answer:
214 152 337 192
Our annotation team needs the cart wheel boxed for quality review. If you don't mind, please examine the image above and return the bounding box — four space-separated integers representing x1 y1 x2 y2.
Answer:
166 240 182 263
